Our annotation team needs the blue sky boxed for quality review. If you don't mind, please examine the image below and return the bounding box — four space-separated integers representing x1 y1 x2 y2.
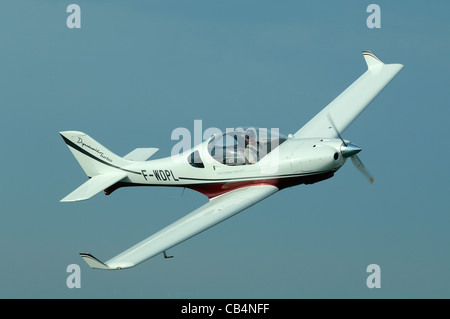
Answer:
0 1 449 298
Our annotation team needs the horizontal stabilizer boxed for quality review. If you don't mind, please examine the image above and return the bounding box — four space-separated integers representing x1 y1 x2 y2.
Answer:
60 172 127 202
123 148 159 161
80 253 115 270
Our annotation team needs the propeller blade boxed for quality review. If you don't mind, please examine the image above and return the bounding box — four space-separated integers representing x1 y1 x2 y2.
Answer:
327 113 347 146
351 155 374 184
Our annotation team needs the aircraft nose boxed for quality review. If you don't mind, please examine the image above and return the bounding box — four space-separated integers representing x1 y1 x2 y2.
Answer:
340 143 362 158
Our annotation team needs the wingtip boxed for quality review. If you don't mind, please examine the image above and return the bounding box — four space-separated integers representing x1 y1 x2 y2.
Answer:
362 50 384 69
80 253 115 270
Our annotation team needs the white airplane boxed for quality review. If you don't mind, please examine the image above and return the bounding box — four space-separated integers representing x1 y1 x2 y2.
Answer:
60 51 403 270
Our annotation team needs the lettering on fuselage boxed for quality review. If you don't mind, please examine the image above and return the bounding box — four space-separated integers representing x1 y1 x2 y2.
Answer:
153 169 179 182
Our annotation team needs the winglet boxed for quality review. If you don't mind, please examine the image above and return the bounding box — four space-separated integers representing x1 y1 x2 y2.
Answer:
80 253 116 270
362 50 384 69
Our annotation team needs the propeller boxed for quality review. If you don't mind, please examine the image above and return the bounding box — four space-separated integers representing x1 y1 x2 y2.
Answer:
327 114 374 184
351 155 374 184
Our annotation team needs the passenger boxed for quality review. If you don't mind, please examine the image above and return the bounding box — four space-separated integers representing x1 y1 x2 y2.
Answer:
244 134 257 164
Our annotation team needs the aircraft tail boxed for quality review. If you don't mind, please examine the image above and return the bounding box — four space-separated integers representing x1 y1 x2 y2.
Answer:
60 131 159 202
59 131 141 202
60 131 130 177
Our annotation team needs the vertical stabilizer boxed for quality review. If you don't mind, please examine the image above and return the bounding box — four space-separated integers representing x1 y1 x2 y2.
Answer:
60 131 130 177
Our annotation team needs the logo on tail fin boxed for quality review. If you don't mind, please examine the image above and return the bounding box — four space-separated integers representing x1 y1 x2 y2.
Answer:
77 137 113 163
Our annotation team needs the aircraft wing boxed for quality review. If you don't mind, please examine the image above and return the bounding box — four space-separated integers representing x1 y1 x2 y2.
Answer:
294 51 403 138
80 184 279 270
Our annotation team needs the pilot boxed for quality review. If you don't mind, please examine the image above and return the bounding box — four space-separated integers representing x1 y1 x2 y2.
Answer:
244 134 257 164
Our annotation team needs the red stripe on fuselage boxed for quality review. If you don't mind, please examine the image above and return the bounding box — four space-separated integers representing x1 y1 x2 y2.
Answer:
187 171 335 198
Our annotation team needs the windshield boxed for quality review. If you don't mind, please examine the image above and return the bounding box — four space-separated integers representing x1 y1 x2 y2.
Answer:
207 127 287 166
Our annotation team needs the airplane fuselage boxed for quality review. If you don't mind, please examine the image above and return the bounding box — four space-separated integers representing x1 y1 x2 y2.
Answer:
106 137 347 198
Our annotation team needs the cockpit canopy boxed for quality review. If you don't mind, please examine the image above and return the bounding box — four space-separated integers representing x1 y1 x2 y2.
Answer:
207 127 287 166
